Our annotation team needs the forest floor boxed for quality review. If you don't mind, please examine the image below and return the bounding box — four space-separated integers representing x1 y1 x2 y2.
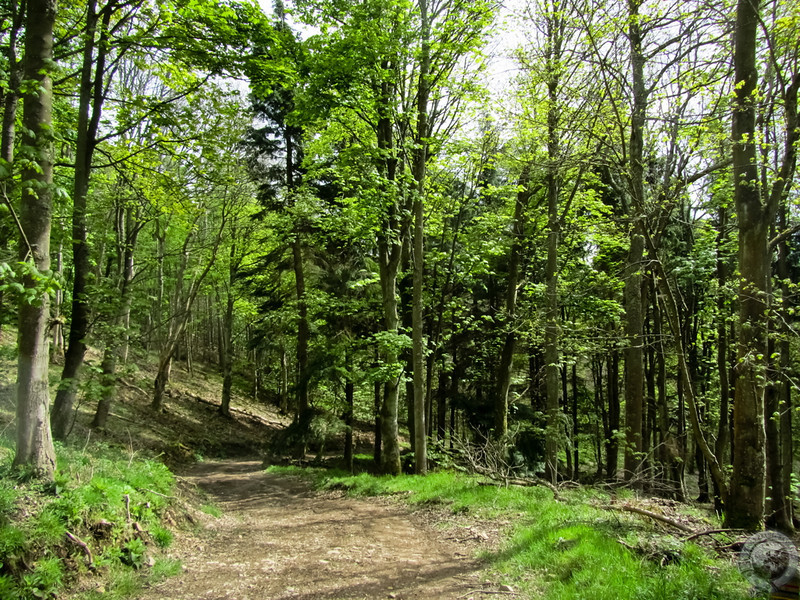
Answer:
135 459 501 600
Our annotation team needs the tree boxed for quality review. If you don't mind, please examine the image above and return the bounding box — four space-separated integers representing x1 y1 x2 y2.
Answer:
51 0 143 440
13 0 57 478
727 0 799 530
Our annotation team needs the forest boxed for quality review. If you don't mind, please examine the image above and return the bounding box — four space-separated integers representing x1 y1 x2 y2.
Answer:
1 0 800 588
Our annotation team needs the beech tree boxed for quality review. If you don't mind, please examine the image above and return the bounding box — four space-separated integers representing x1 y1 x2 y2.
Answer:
13 0 57 478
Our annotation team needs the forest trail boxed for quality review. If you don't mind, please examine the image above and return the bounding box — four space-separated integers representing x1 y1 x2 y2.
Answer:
136 460 492 600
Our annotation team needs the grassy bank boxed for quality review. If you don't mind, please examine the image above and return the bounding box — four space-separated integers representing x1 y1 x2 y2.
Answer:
0 440 182 600
269 466 755 600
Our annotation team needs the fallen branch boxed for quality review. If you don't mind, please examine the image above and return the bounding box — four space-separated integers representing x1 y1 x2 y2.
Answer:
65 531 94 568
471 465 561 500
684 528 744 542
137 487 176 499
118 378 148 397
109 412 138 424
605 503 694 533
457 591 520 598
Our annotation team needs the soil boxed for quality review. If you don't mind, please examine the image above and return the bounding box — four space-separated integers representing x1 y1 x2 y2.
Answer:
137 459 500 600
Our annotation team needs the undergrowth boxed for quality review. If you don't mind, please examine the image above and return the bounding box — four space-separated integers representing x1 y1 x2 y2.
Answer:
0 439 180 600
268 466 756 600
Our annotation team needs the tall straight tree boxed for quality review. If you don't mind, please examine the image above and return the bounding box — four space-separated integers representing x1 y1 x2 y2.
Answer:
726 0 767 530
14 0 57 478
52 0 137 439
410 0 430 474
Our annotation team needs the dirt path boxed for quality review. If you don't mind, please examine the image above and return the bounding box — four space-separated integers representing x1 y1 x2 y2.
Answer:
137 460 494 600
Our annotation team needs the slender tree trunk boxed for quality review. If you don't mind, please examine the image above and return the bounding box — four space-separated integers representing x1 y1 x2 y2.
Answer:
378 242 402 475
374 378 382 465
280 344 288 412
401 242 415 444
92 209 139 429
151 211 226 411
623 0 646 483
496 168 530 438
52 0 111 440
220 240 237 418
727 0 767 530
714 205 731 509
544 165 560 482
344 376 354 473
285 125 309 418
542 2 565 485
437 370 449 443
14 0 57 478
606 351 620 480
778 222 794 530
375 62 403 475
593 358 605 479
0 0 25 339
572 363 579 480
409 0 431 475
51 242 65 361
765 208 794 531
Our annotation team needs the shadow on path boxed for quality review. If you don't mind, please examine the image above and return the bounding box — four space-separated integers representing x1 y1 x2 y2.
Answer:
138 460 488 600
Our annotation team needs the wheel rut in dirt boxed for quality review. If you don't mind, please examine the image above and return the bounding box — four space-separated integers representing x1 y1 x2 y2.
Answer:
138 460 488 600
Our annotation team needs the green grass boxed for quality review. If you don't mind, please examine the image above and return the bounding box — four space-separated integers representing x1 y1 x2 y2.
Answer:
199 504 222 518
268 466 754 600
0 439 180 600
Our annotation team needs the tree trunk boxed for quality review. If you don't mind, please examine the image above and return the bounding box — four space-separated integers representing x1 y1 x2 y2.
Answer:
409 0 431 475
714 204 731 509
373 378 382 465
220 240 237 418
344 377 354 473
572 363 579 480
375 62 403 476
51 242 65 361
727 0 766 530
52 0 111 440
0 0 25 340
280 344 289 412
623 0 646 483
437 370 449 443
286 122 309 418
544 165 560 483
606 351 620 480
765 207 794 531
593 358 606 479
92 206 140 430
778 229 794 530
496 168 530 438
14 0 57 479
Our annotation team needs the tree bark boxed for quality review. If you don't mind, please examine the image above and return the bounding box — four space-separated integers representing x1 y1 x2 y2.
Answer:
219 238 237 418
623 0 646 481
714 204 731 506
495 168 531 438
605 351 620 480
375 61 403 476
765 207 794 532
52 0 112 439
727 0 766 531
410 0 430 475
14 0 57 479
344 376 354 473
